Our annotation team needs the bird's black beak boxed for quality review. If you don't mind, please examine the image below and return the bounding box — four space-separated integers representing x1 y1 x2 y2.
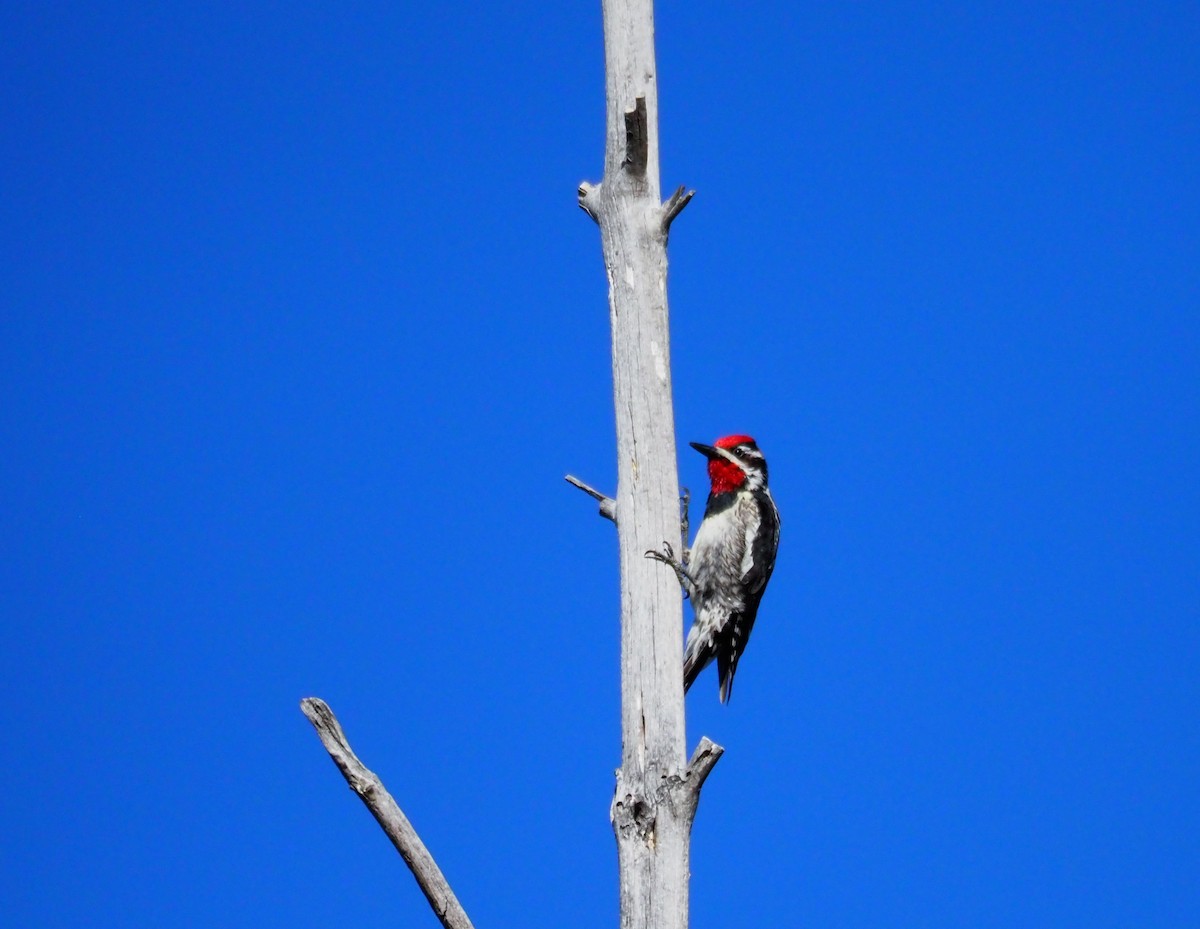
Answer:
689 441 719 459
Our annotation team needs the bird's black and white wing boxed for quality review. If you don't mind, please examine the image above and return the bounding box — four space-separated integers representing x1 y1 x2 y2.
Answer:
743 489 780 596
716 490 780 701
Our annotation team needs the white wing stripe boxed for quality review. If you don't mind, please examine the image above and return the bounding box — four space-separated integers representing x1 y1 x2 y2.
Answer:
739 499 761 581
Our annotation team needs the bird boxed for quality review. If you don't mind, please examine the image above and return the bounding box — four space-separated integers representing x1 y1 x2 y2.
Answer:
648 434 781 702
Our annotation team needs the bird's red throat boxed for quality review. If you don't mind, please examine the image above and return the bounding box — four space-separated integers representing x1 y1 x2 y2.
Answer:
707 458 746 495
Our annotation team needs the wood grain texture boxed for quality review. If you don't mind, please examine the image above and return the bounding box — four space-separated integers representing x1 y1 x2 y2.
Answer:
577 2 722 927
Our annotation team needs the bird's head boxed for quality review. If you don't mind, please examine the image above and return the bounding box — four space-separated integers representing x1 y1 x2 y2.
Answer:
690 435 768 494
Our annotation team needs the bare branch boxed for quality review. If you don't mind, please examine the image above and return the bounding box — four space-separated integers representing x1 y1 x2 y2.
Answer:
300 698 477 929
661 185 695 234
564 474 616 523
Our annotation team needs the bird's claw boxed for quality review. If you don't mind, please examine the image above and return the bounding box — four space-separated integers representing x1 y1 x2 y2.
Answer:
644 541 676 564
646 541 694 600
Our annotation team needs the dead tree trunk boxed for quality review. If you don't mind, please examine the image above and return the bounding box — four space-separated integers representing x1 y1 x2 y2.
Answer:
302 5 720 929
574 2 722 929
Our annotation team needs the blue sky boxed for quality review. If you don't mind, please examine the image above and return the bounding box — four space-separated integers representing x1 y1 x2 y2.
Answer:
2 2 1197 927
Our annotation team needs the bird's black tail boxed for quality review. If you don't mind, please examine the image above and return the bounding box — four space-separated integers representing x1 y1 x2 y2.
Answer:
716 652 736 704
682 635 707 693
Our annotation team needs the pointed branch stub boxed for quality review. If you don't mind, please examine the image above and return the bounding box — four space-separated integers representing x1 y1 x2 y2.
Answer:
661 185 695 235
578 182 601 223
565 474 617 523
684 737 724 809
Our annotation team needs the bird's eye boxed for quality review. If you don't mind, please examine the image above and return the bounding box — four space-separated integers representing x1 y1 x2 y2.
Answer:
736 445 751 457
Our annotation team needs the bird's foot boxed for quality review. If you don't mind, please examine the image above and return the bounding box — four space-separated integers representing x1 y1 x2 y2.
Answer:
645 541 694 599
645 540 682 569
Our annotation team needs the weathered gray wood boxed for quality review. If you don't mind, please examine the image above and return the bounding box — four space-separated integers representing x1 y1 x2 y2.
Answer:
300 698 476 929
565 474 617 522
305 4 718 927
576 2 719 928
